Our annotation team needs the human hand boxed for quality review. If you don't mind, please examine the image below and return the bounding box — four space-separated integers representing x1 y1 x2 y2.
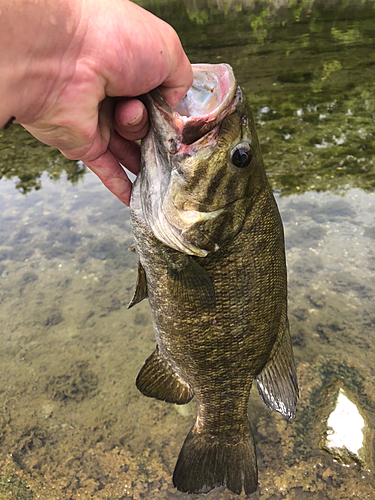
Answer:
1 0 192 205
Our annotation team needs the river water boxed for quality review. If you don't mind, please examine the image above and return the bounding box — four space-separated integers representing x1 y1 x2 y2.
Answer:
0 0 374 498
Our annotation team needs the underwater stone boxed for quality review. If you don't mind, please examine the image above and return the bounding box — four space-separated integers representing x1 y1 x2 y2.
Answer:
326 389 364 454
319 380 372 468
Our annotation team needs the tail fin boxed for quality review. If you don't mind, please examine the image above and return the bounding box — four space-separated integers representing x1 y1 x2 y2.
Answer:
173 426 258 495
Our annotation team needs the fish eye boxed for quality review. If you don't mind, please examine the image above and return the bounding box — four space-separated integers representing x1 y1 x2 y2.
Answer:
230 142 252 169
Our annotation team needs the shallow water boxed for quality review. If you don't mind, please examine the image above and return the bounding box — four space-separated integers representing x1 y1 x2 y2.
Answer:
0 0 374 498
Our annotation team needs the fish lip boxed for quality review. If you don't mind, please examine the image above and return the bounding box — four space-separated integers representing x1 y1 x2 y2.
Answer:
149 63 238 145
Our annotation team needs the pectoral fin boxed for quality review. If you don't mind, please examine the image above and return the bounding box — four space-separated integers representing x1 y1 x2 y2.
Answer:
136 346 194 405
127 261 148 309
163 250 216 311
256 320 298 421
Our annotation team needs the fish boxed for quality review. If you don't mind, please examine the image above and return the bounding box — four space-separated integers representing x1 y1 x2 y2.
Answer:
128 63 298 496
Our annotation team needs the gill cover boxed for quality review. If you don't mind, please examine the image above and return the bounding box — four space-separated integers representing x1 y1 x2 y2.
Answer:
135 63 258 257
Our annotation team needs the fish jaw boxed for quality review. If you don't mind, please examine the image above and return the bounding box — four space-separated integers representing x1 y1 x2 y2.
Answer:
137 63 241 257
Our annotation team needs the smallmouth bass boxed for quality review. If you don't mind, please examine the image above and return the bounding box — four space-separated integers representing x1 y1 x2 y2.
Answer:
128 63 298 495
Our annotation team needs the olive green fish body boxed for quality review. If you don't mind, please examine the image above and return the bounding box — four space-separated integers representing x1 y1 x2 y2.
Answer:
129 64 298 495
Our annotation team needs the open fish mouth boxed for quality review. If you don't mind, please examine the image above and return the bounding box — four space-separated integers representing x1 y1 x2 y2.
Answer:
149 63 238 145
138 64 241 257
174 63 238 144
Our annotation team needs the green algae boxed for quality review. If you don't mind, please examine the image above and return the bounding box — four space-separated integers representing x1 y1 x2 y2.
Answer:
0 125 86 194
0 459 32 500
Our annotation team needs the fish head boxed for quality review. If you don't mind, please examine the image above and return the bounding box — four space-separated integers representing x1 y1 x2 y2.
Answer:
136 63 264 257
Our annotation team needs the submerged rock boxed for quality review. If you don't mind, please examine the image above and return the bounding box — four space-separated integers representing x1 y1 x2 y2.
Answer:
318 380 373 468
326 390 364 455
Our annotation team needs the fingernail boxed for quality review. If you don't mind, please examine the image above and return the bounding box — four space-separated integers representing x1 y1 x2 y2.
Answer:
126 109 143 126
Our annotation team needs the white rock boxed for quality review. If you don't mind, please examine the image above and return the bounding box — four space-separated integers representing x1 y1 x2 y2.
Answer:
326 389 365 456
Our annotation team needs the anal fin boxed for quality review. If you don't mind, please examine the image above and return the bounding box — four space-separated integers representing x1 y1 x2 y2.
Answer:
136 347 194 405
256 320 298 421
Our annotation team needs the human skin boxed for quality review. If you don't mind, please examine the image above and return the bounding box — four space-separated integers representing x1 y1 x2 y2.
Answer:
0 0 192 205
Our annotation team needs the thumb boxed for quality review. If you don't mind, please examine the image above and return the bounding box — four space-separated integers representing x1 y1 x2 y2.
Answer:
115 98 149 142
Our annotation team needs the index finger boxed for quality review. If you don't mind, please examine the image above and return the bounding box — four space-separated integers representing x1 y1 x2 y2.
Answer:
159 46 193 108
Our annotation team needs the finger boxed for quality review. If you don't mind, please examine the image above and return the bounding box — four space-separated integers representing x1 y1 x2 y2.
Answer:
84 149 132 206
103 3 193 110
115 99 148 141
109 131 141 176
159 50 193 109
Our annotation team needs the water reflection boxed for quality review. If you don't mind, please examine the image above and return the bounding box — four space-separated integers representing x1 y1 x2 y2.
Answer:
0 125 84 194
1 0 374 195
0 0 374 498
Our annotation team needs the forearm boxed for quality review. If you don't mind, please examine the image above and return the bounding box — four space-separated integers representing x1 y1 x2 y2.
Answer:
0 0 83 127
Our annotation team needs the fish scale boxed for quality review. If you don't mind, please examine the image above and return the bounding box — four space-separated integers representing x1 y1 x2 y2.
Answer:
128 63 298 495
